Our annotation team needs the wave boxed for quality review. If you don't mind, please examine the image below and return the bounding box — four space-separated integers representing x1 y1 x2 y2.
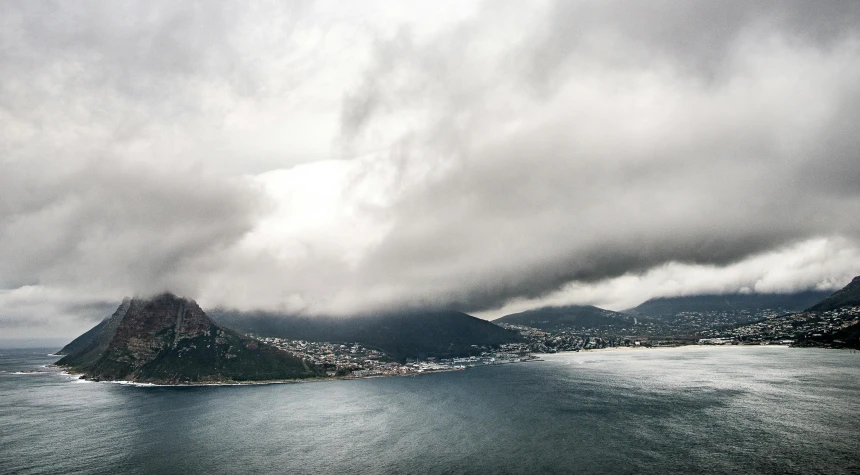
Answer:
57 371 88 382
108 380 161 387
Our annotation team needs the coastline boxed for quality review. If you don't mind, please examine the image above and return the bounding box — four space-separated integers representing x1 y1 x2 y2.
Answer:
47 362 474 388
577 346 656 353
544 343 818 356
46 355 549 388
41 345 856 387
548 343 860 356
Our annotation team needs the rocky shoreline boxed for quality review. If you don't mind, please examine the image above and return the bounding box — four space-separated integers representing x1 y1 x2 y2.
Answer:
50 355 545 387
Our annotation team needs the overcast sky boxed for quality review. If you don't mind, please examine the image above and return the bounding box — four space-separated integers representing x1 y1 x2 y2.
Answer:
3 1 860 339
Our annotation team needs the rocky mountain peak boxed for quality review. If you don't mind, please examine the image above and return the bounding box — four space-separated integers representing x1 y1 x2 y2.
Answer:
57 293 319 384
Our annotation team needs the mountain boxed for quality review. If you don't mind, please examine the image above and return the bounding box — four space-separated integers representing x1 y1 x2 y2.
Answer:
57 293 320 384
493 305 641 332
211 309 522 362
625 290 831 321
807 275 860 312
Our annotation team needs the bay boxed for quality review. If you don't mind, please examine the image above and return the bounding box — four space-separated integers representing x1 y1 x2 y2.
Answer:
1 346 858 474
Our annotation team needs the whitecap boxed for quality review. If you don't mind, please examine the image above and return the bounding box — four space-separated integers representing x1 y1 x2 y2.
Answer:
108 380 162 387
58 371 84 380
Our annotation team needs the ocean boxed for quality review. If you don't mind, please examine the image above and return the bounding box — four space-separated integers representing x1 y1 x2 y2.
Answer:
1 346 858 474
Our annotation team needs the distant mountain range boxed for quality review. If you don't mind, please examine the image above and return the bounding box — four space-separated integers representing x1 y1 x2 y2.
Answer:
57 293 320 384
623 290 831 321
493 305 642 332
490 289 845 334
211 309 521 362
56 276 860 381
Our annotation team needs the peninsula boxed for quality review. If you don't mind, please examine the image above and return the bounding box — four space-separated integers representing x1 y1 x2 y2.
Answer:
56 293 321 384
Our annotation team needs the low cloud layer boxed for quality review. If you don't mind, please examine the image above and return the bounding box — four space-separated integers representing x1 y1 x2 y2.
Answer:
472 237 860 319
2 1 860 337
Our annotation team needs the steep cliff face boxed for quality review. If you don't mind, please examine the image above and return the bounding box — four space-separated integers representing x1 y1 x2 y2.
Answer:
57 293 320 384
103 295 210 370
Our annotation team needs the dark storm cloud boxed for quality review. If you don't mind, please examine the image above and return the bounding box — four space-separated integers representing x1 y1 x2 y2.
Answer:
338 0 860 313
0 158 261 296
0 1 319 313
0 0 339 336
527 1 860 87
0 1 289 101
3 1 860 332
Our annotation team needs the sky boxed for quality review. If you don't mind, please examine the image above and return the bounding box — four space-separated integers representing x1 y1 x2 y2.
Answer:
2 1 860 339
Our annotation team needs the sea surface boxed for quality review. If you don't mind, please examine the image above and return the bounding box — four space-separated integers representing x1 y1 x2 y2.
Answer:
1 346 858 474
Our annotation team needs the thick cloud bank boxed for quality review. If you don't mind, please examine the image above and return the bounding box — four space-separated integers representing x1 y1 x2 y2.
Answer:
2 1 860 337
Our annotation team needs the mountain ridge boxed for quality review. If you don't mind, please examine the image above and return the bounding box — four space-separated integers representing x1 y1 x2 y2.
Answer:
807 276 860 312
493 305 641 332
624 290 831 320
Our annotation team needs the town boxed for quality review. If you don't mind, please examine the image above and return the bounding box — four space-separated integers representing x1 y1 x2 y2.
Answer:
253 305 860 380
253 336 540 378
700 305 860 347
500 306 860 351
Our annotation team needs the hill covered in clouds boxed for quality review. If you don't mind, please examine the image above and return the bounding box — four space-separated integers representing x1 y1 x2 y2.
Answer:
58 294 319 383
211 309 522 362
807 276 860 312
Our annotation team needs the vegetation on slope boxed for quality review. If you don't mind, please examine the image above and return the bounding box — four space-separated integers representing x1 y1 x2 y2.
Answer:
58 294 320 383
